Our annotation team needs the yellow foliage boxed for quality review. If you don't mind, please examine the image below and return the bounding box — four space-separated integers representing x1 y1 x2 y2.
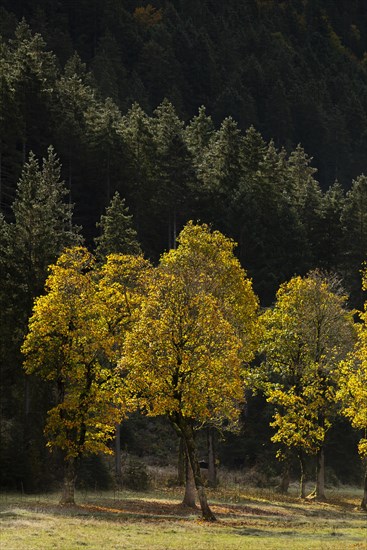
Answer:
121 222 260 427
260 270 356 456
133 5 162 27
160 221 261 359
96 253 152 362
22 247 148 460
336 266 367 458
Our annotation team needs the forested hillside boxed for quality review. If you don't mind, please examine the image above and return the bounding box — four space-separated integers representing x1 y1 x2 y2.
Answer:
1 0 367 187
0 0 366 495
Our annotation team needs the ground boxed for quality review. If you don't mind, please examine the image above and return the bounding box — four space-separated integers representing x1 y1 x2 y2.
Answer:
1 485 366 549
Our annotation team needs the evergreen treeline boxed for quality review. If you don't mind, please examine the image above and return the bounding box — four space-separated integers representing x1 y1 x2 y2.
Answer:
1 19 366 299
1 0 367 188
0 3 367 493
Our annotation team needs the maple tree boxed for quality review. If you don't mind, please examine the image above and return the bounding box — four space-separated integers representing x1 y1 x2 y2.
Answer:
22 247 150 504
337 266 367 509
133 5 163 27
96 252 152 361
121 222 260 520
260 271 355 499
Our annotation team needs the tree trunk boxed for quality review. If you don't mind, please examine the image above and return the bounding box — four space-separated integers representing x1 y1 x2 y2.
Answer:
307 448 326 501
0 150 2 206
315 447 326 500
22 137 26 164
115 423 122 488
177 436 185 486
60 458 77 505
176 416 216 521
168 212 172 250
361 461 367 511
299 451 307 499
277 458 290 494
106 149 111 204
173 207 177 249
207 428 217 488
182 448 196 508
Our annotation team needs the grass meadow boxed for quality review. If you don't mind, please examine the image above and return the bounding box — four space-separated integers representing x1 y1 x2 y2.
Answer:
1 470 366 549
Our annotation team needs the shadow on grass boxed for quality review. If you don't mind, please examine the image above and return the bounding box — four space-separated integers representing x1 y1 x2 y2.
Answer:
2 497 286 524
1 492 365 527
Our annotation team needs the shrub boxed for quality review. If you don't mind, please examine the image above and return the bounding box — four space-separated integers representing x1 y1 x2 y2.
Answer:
122 457 150 491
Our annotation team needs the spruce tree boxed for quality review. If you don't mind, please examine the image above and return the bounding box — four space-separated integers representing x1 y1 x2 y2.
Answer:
152 99 194 250
0 146 81 491
341 174 367 306
197 116 244 234
184 105 215 163
120 103 158 256
94 191 141 260
315 180 345 271
11 146 81 306
286 144 323 269
85 97 125 206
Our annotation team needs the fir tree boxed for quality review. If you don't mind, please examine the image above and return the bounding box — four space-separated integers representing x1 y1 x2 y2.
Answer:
0 146 81 491
94 191 141 260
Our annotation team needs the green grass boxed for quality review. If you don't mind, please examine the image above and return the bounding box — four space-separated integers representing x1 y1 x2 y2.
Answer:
0 487 366 549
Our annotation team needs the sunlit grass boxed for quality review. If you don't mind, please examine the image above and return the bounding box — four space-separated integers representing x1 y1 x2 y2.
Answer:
1 485 366 549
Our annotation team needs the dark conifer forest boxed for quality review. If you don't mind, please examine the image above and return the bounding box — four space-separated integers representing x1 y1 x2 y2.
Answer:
1 0 367 493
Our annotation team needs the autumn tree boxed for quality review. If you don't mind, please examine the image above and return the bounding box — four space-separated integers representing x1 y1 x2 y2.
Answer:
94 189 144 482
260 271 355 499
97 251 151 484
21 247 150 504
337 266 367 509
133 5 163 27
121 222 260 520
